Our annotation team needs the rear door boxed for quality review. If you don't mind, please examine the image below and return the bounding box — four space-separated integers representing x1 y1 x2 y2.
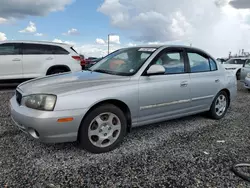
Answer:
0 43 23 79
22 43 55 78
51 45 71 66
240 59 250 81
186 49 222 111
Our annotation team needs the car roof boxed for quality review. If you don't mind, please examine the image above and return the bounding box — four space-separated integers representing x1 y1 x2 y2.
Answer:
0 40 72 47
122 45 216 58
123 44 209 51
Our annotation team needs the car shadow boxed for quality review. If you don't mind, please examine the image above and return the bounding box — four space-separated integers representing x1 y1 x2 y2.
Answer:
41 113 208 152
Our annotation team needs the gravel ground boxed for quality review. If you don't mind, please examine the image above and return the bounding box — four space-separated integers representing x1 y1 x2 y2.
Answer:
0 83 250 187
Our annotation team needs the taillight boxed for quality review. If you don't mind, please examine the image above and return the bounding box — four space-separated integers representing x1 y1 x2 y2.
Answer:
72 56 81 61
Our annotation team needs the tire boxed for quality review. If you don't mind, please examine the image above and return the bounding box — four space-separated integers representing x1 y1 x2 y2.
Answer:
208 91 229 120
47 68 68 75
231 163 250 182
78 104 127 153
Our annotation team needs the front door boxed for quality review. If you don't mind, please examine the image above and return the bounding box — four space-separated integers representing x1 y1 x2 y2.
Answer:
0 43 23 79
138 48 191 125
240 59 250 81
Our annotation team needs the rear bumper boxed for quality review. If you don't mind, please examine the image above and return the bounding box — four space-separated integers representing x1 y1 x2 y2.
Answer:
71 64 82 72
10 96 87 143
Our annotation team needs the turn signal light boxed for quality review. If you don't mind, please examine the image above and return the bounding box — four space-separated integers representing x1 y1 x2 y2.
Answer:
57 117 74 123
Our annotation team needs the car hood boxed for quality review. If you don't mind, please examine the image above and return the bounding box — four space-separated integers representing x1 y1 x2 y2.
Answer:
18 71 131 95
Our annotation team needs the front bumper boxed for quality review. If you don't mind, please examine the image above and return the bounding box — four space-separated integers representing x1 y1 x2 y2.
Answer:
10 96 87 143
244 77 250 89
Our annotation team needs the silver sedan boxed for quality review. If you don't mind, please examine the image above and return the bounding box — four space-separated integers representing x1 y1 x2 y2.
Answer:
10 45 237 153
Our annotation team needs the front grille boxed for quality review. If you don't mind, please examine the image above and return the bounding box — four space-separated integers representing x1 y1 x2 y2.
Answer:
16 90 22 105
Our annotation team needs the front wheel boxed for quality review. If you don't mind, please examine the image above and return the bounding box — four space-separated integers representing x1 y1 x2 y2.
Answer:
78 104 127 153
208 91 229 120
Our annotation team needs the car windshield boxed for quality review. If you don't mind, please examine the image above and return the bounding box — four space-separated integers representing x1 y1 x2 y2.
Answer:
89 47 157 76
224 59 246 64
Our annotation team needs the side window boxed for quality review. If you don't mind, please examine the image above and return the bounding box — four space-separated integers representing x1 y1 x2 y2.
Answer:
188 52 210 73
52 46 69 55
153 51 185 74
209 58 217 71
0 43 20 55
245 60 250 68
22 44 53 55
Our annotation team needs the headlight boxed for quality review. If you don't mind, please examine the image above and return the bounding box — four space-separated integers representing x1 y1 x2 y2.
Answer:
21 94 57 111
247 73 250 78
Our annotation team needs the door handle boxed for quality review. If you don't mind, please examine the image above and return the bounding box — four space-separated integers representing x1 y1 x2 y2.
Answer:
46 57 53 60
180 81 188 87
215 79 220 83
12 58 21 61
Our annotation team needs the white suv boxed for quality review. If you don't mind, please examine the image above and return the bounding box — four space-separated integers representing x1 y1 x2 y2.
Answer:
0 40 82 80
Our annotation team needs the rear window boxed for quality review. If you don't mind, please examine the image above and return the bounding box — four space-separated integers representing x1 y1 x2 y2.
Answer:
52 45 69 55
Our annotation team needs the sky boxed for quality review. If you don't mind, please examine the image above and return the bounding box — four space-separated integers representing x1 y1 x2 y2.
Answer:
1 0 250 58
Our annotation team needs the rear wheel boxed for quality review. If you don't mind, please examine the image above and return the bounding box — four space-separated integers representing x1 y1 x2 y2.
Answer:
78 104 127 153
208 91 229 120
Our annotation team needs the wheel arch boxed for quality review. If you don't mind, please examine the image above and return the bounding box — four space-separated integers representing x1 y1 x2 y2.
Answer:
78 99 132 138
46 65 71 75
236 68 241 74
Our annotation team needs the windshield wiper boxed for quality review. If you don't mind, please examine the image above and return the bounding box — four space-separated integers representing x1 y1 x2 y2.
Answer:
91 69 130 76
92 69 113 74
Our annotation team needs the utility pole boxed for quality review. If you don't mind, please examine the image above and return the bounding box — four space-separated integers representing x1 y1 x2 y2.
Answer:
107 33 118 55
108 34 110 55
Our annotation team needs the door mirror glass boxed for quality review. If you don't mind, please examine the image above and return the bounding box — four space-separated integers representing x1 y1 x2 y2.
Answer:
147 64 165 75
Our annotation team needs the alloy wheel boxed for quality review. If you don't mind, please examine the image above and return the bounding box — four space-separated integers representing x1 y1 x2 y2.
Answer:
215 94 227 116
88 112 121 148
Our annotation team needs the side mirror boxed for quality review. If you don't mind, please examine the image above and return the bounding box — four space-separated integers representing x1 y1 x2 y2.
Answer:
146 64 165 75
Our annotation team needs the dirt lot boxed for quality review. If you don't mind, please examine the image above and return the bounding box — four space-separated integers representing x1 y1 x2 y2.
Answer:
0 82 250 188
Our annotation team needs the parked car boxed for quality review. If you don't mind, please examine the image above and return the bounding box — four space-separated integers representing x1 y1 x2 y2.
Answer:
239 59 250 90
222 57 249 80
10 45 237 153
0 40 82 80
243 74 250 91
240 59 250 81
85 57 103 69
